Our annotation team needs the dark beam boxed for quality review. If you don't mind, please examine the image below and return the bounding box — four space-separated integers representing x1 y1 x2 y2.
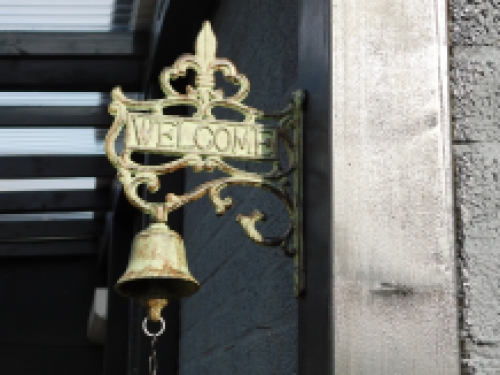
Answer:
143 0 218 93
104 197 137 375
130 0 157 31
0 106 111 127
0 190 111 213
96 180 125 284
0 240 98 257
298 0 333 374
0 156 115 178
0 32 149 56
0 220 103 240
98 178 128 269
98 212 113 267
0 59 143 91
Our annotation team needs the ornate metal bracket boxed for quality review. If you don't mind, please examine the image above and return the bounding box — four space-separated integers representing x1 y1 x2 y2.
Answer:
105 21 304 297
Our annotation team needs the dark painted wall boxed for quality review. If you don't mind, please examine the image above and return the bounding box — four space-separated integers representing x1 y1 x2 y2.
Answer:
0 256 102 375
179 1 299 374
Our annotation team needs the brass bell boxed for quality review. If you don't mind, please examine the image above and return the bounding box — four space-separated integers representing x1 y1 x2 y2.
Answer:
115 222 199 319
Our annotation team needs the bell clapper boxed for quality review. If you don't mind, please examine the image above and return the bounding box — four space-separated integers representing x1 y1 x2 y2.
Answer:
144 298 169 322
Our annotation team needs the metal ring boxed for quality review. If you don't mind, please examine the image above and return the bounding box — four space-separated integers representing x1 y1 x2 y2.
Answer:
142 317 165 337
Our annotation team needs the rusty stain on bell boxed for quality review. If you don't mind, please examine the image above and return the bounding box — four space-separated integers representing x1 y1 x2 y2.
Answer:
115 222 199 320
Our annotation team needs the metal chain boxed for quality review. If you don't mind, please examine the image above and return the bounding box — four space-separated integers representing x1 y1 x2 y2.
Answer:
143 317 165 375
142 317 165 337
149 335 158 375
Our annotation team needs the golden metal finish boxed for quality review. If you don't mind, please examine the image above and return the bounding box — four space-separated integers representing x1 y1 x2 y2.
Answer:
116 222 199 318
105 21 304 297
145 299 168 322
126 115 277 160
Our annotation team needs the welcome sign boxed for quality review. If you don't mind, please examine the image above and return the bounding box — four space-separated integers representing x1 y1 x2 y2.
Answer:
125 114 277 160
105 21 304 297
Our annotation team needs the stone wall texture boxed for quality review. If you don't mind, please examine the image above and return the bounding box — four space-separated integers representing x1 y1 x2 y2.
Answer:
179 2 299 375
451 1 500 373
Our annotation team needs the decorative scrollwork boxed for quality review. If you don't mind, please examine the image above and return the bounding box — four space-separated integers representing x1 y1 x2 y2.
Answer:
105 21 304 296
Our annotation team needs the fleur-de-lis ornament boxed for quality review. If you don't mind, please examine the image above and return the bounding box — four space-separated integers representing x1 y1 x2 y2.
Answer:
105 21 305 297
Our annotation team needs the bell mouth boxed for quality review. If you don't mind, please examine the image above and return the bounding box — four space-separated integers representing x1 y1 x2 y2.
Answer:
115 277 200 300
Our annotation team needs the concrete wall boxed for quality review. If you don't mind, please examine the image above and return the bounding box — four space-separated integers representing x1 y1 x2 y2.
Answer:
451 1 500 373
179 2 299 374
331 0 459 373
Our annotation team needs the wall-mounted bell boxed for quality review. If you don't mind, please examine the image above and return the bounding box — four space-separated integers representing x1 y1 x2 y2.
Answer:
115 222 199 319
